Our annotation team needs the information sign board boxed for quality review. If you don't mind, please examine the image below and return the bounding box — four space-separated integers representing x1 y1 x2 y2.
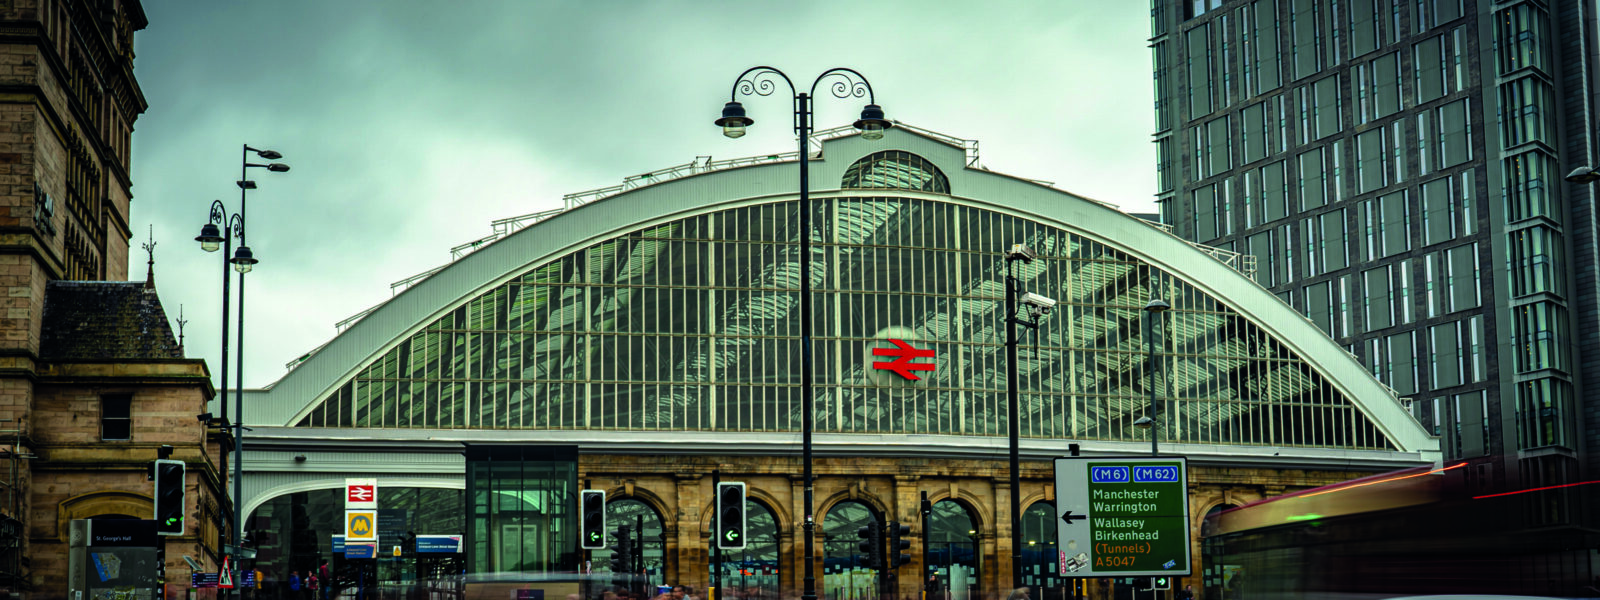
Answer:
346 478 377 510
1053 456 1190 577
345 543 376 559
416 535 462 553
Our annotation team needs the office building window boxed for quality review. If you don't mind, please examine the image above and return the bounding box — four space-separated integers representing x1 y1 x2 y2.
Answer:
1194 183 1221 242
1304 280 1334 335
1418 98 1471 173
1335 275 1353 336
1246 160 1290 226
1187 0 1224 19
1156 136 1174 193
1508 225 1564 298
1297 147 1329 210
1303 209 1348 277
1248 230 1278 287
1356 52 1402 123
1413 0 1464 31
103 394 132 441
1429 320 1464 388
1516 377 1573 450
1152 0 1168 36
1192 118 1233 179
1499 76 1553 149
1187 25 1214 119
1349 0 1380 57
1387 332 1418 394
1511 301 1567 374
1297 75 1342 143
1413 28 1465 105
1496 4 1549 75
1364 265 1393 331
1419 172 1474 247
1361 191 1409 260
1421 249 1478 318
1504 150 1558 223
1153 42 1172 133
1248 0 1282 95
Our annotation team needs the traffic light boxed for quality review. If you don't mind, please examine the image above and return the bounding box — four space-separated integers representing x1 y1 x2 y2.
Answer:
613 524 634 574
856 523 883 570
887 521 911 567
1153 576 1171 590
153 459 185 535
580 489 606 550
716 482 746 550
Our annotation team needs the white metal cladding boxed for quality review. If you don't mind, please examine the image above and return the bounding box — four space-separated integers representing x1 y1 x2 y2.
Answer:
247 126 1437 454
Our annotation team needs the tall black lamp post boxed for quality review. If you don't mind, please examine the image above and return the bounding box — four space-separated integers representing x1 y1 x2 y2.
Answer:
1003 243 1053 590
1138 298 1170 456
714 66 891 600
195 144 288 592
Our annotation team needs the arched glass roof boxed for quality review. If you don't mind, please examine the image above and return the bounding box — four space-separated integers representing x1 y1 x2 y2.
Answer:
293 195 1395 451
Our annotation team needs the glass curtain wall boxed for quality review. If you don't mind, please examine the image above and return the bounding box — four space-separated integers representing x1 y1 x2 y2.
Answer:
465 446 578 575
822 501 879 600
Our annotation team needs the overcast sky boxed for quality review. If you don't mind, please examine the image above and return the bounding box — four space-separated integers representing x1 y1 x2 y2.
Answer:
128 2 1156 390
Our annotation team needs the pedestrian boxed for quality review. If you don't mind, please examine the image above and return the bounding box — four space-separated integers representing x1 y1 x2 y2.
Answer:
319 562 331 600
1178 584 1194 600
307 572 319 600
289 570 302 600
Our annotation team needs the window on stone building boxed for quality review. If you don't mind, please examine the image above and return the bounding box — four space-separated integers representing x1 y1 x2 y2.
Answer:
102 395 132 441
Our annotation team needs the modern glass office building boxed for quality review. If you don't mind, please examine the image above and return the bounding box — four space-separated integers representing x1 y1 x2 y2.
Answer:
236 125 1435 598
1149 0 1597 528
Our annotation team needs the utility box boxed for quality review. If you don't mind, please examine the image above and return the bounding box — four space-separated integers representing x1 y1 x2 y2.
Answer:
68 519 161 600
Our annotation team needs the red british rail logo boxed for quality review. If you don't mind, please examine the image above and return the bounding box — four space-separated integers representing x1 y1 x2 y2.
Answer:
872 339 935 381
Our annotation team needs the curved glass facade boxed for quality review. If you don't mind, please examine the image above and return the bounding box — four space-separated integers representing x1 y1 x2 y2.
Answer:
294 190 1394 450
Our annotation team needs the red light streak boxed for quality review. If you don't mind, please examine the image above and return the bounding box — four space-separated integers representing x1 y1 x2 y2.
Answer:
1472 479 1600 500
1299 462 1466 499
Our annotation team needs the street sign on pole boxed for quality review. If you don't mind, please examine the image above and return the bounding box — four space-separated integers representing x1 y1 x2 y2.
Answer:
1053 456 1190 577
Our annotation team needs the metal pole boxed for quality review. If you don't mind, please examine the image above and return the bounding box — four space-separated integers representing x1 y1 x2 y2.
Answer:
1146 311 1159 457
712 469 721 600
233 144 249 600
797 91 817 600
1005 260 1022 591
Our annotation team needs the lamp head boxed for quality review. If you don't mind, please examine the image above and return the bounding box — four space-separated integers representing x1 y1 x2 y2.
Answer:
196 223 224 252
715 101 753 139
1133 416 1153 429
1565 166 1600 184
254 149 283 160
267 163 290 173
231 246 258 273
854 104 891 140
1144 298 1171 313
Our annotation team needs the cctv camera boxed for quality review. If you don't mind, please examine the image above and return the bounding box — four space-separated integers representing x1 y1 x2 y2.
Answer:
1020 292 1056 315
1007 243 1038 264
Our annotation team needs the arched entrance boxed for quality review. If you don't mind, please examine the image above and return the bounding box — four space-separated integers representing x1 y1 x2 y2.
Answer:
1021 501 1067 600
925 500 979 600
602 498 666 588
822 500 879 600
708 499 780 599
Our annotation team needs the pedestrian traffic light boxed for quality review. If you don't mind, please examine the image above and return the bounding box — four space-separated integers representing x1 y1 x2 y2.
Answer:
1153 576 1171 590
580 489 606 550
856 523 883 570
613 524 634 574
887 521 911 567
716 482 746 550
153 459 185 535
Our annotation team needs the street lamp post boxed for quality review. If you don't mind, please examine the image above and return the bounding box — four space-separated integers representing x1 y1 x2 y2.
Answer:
196 144 287 594
1003 243 1053 591
715 66 891 600
1141 298 1170 457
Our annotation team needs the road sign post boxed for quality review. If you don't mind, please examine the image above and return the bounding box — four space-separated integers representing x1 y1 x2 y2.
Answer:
1054 456 1190 578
